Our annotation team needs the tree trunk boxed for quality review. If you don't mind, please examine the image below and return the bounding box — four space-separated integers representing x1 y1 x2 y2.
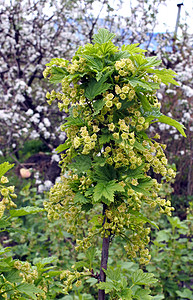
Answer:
98 204 110 300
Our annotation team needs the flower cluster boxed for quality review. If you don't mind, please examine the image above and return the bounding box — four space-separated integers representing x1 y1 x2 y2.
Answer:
0 260 46 300
60 268 91 294
0 176 17 219
115 58 135 77
14 261 38 284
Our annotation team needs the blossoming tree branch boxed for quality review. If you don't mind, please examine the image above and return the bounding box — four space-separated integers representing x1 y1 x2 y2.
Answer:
43 29 186 299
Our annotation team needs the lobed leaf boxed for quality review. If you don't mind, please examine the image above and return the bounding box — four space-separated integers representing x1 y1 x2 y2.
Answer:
5 269 22 283
97 281 115 293
103 266 121 282
0 162 14 178
132 269 157 285
49 66 68 83
100 41 118 55
111 51 131 61
81 55 103 71
33 256 57 268
176 288 193 299
147 68 179 86
84 78 111 100
93 164 116 182
128 78 152 91
55 140 71 153
93 28 115 44
134 288 153 300
16 283 43 300
71 155 92 173
93 98 105 115
9 206 44 217
64 113 85 127
158 115 186 137
129 210 159 229
122 44 147 54
93 180 124 203
45 58 67 67
74 192 90 204
141 106 186 137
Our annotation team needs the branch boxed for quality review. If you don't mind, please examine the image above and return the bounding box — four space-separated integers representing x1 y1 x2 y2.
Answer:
98 203 110 300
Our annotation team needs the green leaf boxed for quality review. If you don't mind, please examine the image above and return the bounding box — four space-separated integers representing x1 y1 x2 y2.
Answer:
93 180 124 203
137 177 154 188
131 177 154 196
66 72 87 83
142 107 162 120
151 295 165 300
155 230 170 242
176 288 193 299
45 58 67 67
125 164 146 179
55 141 71 153
9 206 44 217
86 247 98 265
128 78 152 91
16 283 43 300
133 140 146 152
132 269 157 285
85 187 94 197
100 42 118 55
120 288 132 299
49 66 68 83
138 93 152 111
143 56 162 67
122 44 147 54
141 105 186 137
64 116 84 127
168 216 188 230
86 277 98 286
103 266 121 282
93 98 105 115
131 185 151 196
158 115 186 137
93 156 106 167
93 28 115 44
111 51 131 61
99 133 113 145
33 256 57 268
71 155 92 173
0 219 12 229
129 210 159 229
0 162 14 178
5 269 22 283
132 55 161 69
74 192 90 204
147 68 179 86
134 288 153 300
0 261 12 272
97 281 115 293
93 164 116 182
132 54 148 67
81 55 103 71
84 78 111 100
74 260 89 270
0 247 11 255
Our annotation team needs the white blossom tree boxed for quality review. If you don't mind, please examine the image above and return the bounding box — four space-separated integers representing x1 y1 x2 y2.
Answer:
0 0 166 156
